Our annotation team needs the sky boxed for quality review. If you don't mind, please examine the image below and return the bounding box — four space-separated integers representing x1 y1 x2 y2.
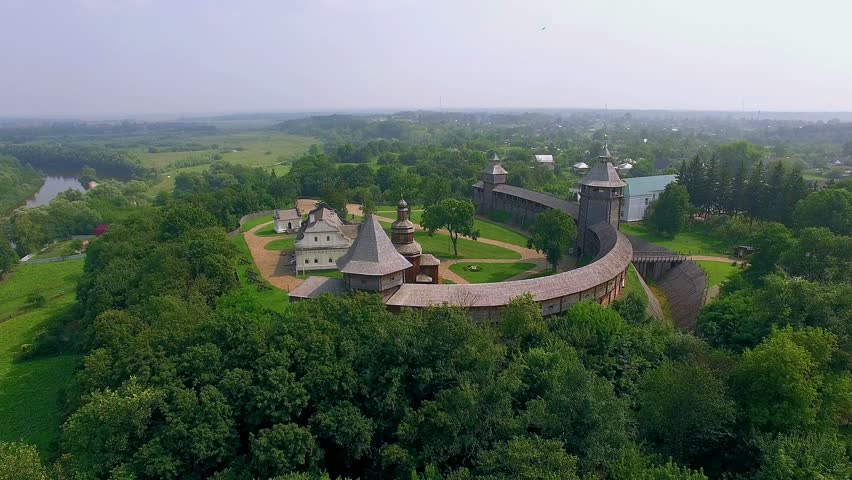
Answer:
1 0 851 117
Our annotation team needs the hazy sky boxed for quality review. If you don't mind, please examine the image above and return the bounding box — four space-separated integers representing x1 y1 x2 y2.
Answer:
2 0 851 117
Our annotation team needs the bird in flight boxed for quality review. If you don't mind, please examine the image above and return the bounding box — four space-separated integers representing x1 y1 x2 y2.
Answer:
541 26 546 30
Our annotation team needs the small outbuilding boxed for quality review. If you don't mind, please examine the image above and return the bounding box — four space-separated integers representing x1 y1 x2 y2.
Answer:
273 208 301 233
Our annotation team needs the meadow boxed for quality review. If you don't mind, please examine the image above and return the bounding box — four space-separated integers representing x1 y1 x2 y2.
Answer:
143 132 316 194
0 260 83 458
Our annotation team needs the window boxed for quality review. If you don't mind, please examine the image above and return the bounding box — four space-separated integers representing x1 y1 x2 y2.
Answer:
326 236 330 241
328 258 333 263
314 236 318 242
304 259 308 264
314 259 318 263
644 198 649 205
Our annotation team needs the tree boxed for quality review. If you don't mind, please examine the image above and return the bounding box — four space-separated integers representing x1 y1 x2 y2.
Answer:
731 327 836 433
793 188 852 235
753 432 851 480
0 241 17 275
420 199 478 257
250 423 319 478
745 160 767 222
746 222 795 279
527 209 577 271
0 442 49 480
474 436 580 480
636 362 736 465
648 183 689 236
631 158 656 177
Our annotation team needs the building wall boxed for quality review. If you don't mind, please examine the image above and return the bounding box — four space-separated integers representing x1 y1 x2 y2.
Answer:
274 217 302 233
296 248 349 272
461 269 627 326
621 192 660 222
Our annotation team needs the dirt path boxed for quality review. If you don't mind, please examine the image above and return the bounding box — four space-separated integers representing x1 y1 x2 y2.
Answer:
688 255 744 264
243 222 303 291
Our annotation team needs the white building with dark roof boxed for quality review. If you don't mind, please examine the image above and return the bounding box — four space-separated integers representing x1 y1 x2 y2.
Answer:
273 207 301 233
294 204 359 273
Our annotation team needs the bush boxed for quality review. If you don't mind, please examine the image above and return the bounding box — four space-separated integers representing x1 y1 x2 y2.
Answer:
26 292 46 309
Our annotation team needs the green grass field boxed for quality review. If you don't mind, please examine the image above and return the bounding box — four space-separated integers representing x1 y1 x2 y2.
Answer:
695 260 740 287
144 132 316 196
241 215 274 232
620 222 729 256
449 262 536 283
0 260 84 458
264 236 295 251
228 234 289 311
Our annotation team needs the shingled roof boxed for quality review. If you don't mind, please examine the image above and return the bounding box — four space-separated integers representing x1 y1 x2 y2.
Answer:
492 184 579 218
336 215 412 276
386 223 632 308
581 146 626 188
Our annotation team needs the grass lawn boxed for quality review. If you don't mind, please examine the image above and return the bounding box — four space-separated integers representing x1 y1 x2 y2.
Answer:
241 215 274 232
450 262 536 283
620 222 730 256
295 271 343 280
623 263 645 298
228 234 289 312
255 223 285 237
376 209 529 248
374 219 520 260
413 231 520 260
264 236 295 251
696 260 740 287
0 260 84 458
32 240 80 260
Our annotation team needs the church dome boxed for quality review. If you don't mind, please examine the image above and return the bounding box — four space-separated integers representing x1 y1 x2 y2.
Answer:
398 198 408 209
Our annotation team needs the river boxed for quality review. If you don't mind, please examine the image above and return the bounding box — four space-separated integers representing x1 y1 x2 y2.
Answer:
25 176 85 207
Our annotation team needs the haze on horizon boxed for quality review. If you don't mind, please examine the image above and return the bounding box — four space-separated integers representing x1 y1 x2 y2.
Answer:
2 0 851 118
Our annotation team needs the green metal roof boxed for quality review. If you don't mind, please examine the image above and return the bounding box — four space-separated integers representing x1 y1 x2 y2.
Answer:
624 174 678 197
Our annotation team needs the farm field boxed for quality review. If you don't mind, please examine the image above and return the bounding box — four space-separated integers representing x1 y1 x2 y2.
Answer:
144 132 316 195
449 262 536 283
0 260 83 458
620 222 730 256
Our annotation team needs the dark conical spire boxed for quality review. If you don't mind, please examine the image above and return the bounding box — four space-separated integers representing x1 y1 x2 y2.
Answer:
599 144 613 160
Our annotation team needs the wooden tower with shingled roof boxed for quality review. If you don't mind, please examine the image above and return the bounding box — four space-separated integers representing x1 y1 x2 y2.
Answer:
577 145 626 257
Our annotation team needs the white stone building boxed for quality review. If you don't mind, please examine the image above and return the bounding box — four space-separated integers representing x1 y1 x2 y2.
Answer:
294 205 359 273
620 174 678 222
273 208 302 233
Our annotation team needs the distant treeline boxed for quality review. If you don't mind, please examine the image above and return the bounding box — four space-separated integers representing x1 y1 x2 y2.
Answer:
0 121 216 143
0 144 152 179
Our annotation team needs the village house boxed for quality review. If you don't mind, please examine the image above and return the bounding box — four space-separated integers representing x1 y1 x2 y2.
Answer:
534 154 554 169
294 204 358 273
620 174 678 222
273 207 301 233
